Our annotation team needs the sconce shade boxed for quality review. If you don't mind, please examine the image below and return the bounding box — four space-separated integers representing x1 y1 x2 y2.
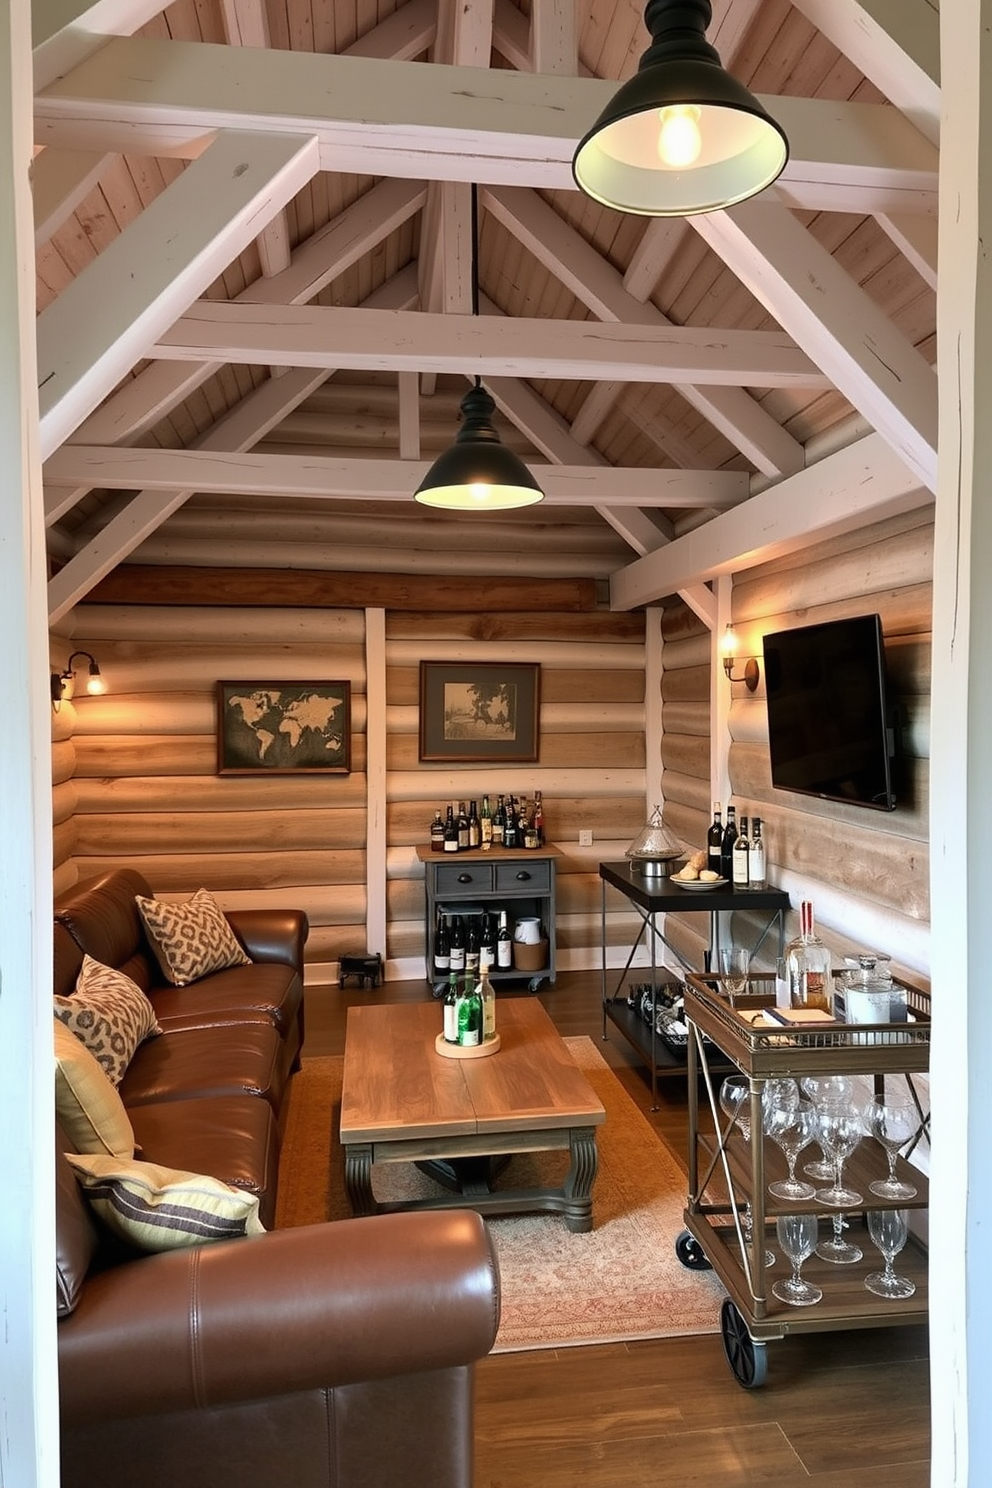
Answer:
414 384 545 510
572 0 788 217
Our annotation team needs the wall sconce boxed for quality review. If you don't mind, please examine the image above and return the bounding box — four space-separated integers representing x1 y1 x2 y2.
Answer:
720 626 759 691
51 651 106 711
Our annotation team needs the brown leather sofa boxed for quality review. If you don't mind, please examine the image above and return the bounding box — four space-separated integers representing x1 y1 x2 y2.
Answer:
54 869 502 1488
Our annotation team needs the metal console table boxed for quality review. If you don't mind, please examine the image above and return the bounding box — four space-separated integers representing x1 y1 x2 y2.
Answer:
598 860 790 1108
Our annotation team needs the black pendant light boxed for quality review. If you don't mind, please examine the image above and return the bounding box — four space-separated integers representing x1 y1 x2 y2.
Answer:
572 0 788 218
414 187 544 510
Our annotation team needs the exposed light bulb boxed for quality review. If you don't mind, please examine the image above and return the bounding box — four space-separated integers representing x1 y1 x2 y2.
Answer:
86 675 107 696
469 483 490 501
657 105 702 168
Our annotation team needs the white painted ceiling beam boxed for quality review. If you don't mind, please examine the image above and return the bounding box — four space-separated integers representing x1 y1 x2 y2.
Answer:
67 181 424 447
484 184 805 477
37 129 320 459
609 433 928 610
33 145 113 245
32 0 166 90
491 0 532 72
151 302 828 386
789 0 940 146
342 0 436 61
217 0 289 279
42 447 749 508
875 210 938 291
34 39 939 214
691 198 939 492
531 0 577 75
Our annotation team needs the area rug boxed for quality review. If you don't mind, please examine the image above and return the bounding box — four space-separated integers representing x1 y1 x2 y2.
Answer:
275 1035 725 1352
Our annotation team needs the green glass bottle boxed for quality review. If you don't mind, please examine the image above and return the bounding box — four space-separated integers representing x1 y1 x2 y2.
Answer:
456 973 482 1047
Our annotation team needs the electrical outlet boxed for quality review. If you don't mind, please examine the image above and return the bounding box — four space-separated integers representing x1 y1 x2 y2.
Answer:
579 829 594 847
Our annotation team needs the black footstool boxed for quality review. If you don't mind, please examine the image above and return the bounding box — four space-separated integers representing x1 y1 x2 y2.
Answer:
339 952 383 989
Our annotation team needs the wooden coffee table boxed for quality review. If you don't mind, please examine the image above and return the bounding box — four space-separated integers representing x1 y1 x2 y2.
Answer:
339 998 606 1232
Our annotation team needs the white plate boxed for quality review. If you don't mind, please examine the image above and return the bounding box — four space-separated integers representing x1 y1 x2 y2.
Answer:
671 876 729 891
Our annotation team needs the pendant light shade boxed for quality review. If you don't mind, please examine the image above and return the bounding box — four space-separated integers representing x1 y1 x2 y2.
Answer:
414 383 544 510
572 0 788 217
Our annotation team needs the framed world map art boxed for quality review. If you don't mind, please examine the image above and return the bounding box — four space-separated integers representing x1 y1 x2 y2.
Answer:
217 681 352 774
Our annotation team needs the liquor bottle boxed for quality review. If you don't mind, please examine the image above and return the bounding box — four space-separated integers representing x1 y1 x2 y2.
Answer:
480 794 493 848
433 915 451 978
477 964 497 1043
707 802 723 876
457 801 469 851
468 799 481 850
449 915 466 974
497 909 512 970
479 911 495 970
456 974 482 1047
533 790 545 846
786 900 833 1013
732 815 750 887
430 808 445 852
492 795 506 847
504 796 519 849
443 803 459 853
748 817 767 890
465 916 480 976
720 804 738 882
443 971 460 1043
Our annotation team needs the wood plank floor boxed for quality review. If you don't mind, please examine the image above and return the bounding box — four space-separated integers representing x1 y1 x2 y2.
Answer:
304 968 931 1487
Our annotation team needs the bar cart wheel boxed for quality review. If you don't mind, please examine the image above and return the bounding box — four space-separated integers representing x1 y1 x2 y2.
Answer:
720 1299 768 1389
675 1229 712 1271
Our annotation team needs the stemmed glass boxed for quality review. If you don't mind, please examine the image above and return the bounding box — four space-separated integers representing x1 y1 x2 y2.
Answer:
763 1095 817 1201
866 1095 919 1200
865 1209 916 1299
814 1099 865 1208
801 1074 857 1180
772 1214 822 1306
816 1209 863 1265
719 1076 774 1266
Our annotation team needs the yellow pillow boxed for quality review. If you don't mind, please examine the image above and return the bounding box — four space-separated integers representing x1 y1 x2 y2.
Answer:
54 1019 135 1159
65 1154 265 1252
135 888 251 986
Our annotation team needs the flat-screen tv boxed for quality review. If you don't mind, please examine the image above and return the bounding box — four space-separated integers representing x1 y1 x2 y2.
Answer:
762 614 897 811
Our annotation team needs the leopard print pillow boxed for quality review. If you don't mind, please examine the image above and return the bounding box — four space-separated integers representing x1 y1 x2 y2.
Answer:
54 956 161 1086
135 888 252 987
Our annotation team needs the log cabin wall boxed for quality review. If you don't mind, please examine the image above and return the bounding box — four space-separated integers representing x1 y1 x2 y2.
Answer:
50 594 649 983
661 508 933 985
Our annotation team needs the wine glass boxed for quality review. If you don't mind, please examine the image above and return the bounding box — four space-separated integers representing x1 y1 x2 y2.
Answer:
814 1099 864 1208
763 1095 817 1201
719 1076 774 1267
772 1214 822 1306
866 1095 919 1200
815 1210 863 1265
865 1209 916 1299
801 1074 857 1180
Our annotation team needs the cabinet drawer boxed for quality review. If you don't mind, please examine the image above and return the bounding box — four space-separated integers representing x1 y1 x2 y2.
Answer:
494 860 551 895
433 862 496 895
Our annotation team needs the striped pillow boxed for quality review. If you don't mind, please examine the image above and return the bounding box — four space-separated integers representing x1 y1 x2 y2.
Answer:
135 888 251 986
65 1154 265 1252
54 956 161 1086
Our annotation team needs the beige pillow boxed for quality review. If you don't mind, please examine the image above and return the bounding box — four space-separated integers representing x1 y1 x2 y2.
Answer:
135 888 251 986
54 1019 135 1159
65 1153 265 1252
54 955 161 1086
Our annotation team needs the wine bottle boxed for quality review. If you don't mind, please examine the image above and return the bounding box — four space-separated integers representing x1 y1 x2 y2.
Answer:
457 801 469 851
480 794 493 848
468 799 481 850
465 916 480 976
707 802 723 876
433 915 451 977
492 794 506 847
786 900 832 1013
479 911 495 970
504 797 519 849
443 971 460 1043
449 915 466 973
732 814 749 887
478 964 496 1042
430 808 445 852
443 803 459 853
456 974 482 1047
533 790 544 846
497 909 512 969
720 804 738 882
748 817 767 889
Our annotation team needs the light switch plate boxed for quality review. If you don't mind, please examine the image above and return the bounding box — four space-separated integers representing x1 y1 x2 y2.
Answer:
579 829 594 847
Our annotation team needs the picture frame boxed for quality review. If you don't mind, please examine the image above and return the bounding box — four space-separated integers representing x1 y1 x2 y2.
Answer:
217 681 351 774
419 661 540 763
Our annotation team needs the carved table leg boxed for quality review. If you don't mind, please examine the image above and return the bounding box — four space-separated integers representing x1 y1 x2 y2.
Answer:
562 1125 599 1233
343 1142 378 1216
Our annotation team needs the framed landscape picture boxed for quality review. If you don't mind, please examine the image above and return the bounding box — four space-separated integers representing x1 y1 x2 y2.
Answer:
217 681 351 774
419 661 540 763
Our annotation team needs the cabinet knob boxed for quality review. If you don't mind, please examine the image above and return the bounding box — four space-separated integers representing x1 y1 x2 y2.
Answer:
457 873 472 883
515 871 531 881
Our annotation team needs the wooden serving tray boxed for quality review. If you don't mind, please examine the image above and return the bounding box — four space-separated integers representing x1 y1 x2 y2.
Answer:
434 1031 501 1059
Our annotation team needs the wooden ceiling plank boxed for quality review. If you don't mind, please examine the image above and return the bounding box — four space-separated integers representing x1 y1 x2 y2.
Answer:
151 301 829 386
609 433 929 610
34 39 939 214
33 146 114 246
531 0 577 75
691 198 938 492
570 382 625 445
789 0 940 145
37 129 321 459
492 0 530 71
397 371 420 459
42 446 749 507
